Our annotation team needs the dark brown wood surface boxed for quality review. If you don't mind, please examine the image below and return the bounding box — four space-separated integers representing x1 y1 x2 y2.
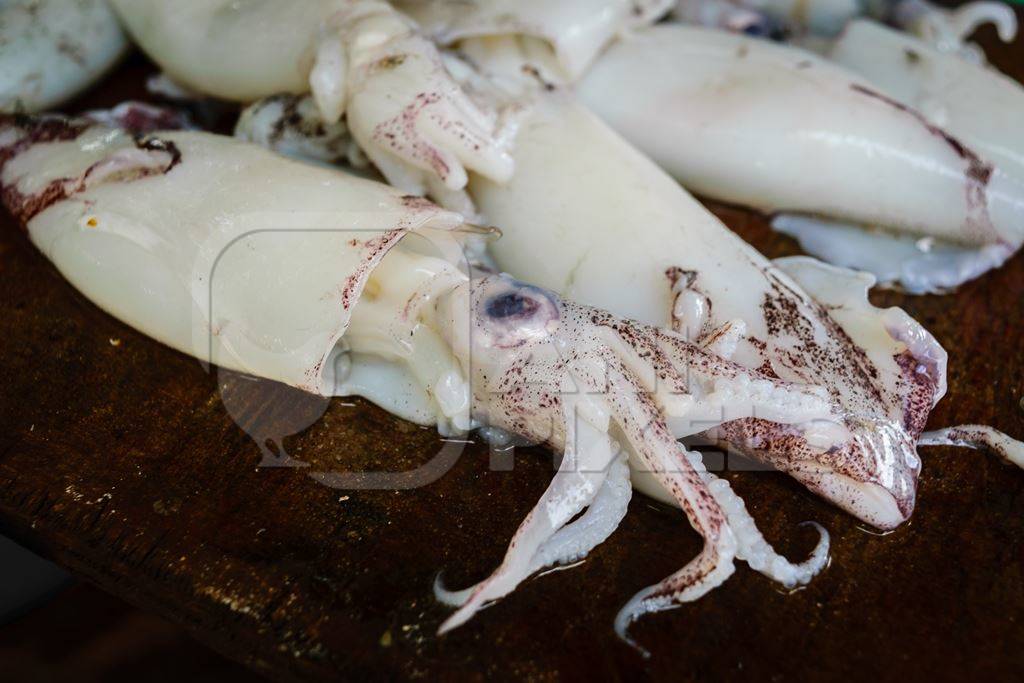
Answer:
1 20 1022 683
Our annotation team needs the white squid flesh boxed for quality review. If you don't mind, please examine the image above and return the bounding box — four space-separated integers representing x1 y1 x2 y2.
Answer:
572 24 1024 292
0 0 129 113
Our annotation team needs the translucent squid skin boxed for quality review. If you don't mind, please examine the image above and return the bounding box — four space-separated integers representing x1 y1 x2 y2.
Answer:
0 0 129 112
0 112 845 639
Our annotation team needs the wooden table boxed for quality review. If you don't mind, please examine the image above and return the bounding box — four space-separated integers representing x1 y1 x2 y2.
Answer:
0 20 1021 683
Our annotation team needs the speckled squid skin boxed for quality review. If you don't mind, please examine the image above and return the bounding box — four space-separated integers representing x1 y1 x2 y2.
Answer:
433 274 835 635
715 264 934 523
0 114 95 224
449 275 833 451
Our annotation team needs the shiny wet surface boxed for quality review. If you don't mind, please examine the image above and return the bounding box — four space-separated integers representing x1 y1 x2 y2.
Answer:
0 24 1022 682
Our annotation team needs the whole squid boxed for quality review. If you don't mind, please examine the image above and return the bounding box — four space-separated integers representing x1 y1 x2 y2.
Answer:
0 112 842 640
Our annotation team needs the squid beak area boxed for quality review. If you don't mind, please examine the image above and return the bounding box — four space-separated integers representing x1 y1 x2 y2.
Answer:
787 468 914 531
717 418 919 531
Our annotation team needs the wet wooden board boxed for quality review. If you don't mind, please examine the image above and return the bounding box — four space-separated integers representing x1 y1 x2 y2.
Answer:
0 22 1022 683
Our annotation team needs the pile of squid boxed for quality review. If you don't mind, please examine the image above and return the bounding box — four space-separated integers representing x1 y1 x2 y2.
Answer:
1 0 1023 651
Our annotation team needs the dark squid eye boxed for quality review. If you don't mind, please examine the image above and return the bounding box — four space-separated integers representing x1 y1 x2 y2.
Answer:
474 277 561 349
486 292 541 320
737 16 788 41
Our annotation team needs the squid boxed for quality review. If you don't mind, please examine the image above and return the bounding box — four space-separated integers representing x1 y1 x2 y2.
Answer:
108 0 516 202
574 24 1024 292
0 0 130 112
1 112 845 641
403 0 1024 292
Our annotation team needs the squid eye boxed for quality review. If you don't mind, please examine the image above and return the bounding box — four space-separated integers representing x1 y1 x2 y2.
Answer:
475 277 560 349
486 291 540 320
742 21 766 37
737 17 787 41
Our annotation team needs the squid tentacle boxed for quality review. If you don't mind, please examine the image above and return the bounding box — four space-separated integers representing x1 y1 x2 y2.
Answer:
429 275 843 637
889 0 1018 54
919 425 1024 468
687 450 831 586
527 452 633 573
945 1 1018 44
434 451 632 609
436 397 619 634
636 325 838 434
597 353 737 643
641 307 834 585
